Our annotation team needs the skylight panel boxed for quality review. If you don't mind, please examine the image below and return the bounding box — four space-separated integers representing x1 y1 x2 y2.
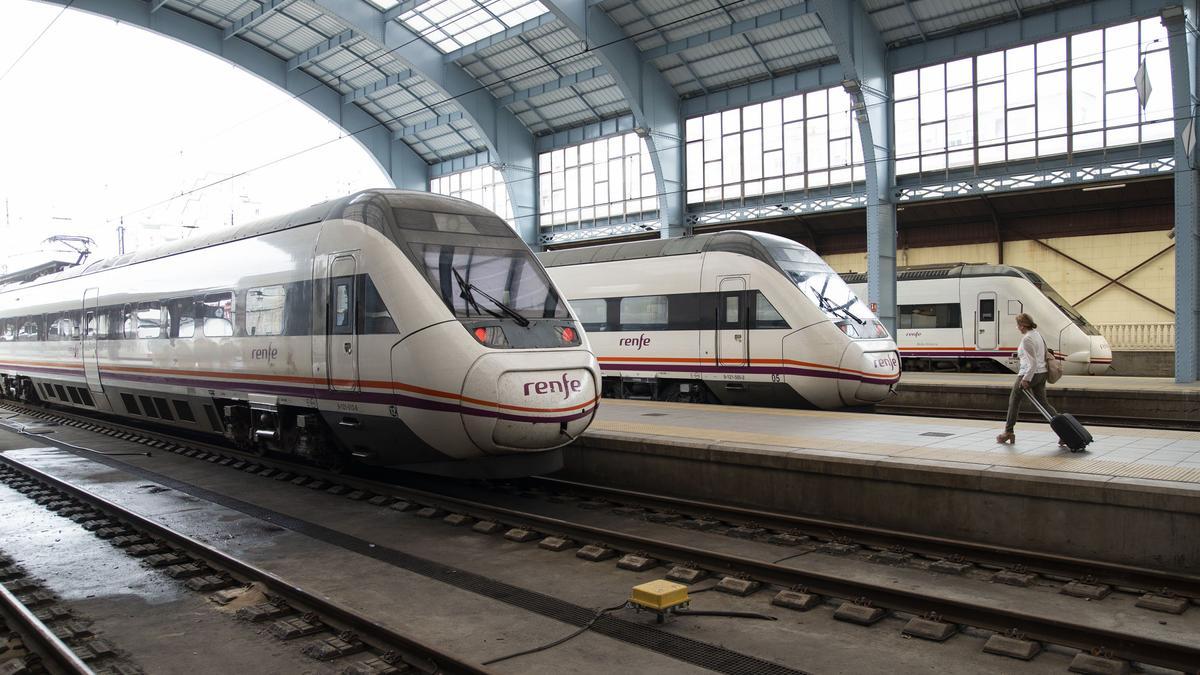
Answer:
365 0 399 9
397 0 549 53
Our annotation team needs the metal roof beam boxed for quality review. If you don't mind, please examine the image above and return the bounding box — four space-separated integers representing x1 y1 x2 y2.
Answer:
643 3 813 59
498 66 608 106
396 111 465 139
149 0 170 12
816 0 895 334
540 0 685 237
383 0 423 21
288 29 360 71
342 70 414 104
224 0 295 40
443 12 558 62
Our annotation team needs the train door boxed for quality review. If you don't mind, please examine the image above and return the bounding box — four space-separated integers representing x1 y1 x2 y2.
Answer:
82 288 103 394
975 292 998 351
716 276 748 366
327 253 359 392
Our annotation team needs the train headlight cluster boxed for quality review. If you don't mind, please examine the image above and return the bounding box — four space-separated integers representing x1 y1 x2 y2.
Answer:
471 325 510 347
556 325 580 346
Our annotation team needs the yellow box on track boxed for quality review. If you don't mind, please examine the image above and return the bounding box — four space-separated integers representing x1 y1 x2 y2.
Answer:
630 580 689 611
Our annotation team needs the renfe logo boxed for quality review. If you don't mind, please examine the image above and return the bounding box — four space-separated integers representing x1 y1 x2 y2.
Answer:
872 355 899 370
618 334 651 350
524 373 583 399
251 345 278 362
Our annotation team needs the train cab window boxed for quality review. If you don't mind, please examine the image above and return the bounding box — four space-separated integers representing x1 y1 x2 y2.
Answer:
619 296 667 330
570 299 608 331
246 285 286 336
331 279 354 335
200 293 234 337
899 304 962 329
752 292 789 329
359 277 397 334
168 298 195 338
1008 300 1023 315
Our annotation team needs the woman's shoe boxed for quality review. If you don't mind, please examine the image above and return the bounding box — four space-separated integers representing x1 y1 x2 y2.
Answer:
996 432 1015 444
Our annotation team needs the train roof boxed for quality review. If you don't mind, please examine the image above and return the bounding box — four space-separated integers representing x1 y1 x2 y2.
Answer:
840 263 1030 284
537 230 807 269
0 190 496 293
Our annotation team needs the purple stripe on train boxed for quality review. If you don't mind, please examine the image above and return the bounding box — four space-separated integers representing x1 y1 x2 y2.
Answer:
599 362 900 386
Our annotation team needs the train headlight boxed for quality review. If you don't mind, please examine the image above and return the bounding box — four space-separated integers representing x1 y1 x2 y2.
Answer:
835 321 851 335
556 325 580 346
471 325 509 347
872 320 889 338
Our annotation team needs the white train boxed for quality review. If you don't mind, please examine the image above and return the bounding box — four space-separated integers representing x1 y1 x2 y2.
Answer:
0 190 600 478
539 231 901 410
843 264 1112 375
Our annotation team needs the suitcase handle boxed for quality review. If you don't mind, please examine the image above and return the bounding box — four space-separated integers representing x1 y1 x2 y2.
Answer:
1022 387 1054 421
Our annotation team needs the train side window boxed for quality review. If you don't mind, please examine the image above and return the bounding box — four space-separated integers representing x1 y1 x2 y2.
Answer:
667 294 700 331
1008 300 1023 315
200 293 234 337
721 295 741 325
619 295 667 330
168 298 195 338
570 299 608 331
979 298 995 322
246 285 286 336
84 312 96 338
331 278 354 335
134 302 164 339
46 314 60 340
752 292 789 329
0 320 13 341
899 304 962 329
359 276 397 334
17 317 41 341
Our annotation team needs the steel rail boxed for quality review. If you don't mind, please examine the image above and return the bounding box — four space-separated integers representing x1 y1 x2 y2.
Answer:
530 476 1200 599
0 581 94 675
3 400 1200 670
0 453 491 675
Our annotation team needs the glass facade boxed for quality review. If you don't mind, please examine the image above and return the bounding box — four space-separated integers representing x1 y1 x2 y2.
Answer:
894 18 1172 176
684 85 865 206
537 132 657 228
430 165 515 226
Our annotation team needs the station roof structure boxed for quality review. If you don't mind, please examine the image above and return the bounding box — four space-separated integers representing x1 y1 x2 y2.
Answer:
152 0 1072 163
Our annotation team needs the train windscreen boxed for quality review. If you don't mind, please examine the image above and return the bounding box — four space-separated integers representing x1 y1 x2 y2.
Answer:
412 244 570 321
770 246 888 339
1022 272 1101 336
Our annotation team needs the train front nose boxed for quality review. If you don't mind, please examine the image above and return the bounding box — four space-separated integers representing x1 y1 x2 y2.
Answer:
837 341 902 406
460 351 600 453
1088 335 1113 375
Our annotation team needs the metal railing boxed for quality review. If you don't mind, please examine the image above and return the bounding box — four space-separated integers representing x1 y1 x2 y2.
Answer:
1096 322 1175 350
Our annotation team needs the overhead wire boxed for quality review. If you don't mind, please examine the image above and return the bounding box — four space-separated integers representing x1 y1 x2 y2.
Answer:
0 0 76 86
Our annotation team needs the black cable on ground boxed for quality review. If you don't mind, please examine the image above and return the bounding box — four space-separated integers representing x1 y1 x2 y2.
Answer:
674 609 777 621
481 601 629 665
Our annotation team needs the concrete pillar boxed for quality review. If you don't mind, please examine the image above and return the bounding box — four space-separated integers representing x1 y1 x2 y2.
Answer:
1164 5 1199 383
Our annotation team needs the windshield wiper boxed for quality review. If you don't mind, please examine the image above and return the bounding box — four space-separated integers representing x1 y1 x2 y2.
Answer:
831 297 866 325
452 268 530 327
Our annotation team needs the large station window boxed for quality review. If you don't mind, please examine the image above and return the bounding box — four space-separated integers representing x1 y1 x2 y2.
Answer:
894 17 1171 175
685 86 864 206
430 165 515 227
538 133 657 228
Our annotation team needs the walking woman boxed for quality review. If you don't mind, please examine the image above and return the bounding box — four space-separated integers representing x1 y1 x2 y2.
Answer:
996 313 1060 445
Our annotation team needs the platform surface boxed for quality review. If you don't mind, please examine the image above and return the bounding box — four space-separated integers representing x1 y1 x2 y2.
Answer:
590 399 1200 485
896 372 1200 394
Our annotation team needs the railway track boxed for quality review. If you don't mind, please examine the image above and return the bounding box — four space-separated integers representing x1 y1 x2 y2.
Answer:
876 402 1200 431
1 398 1198 673
0 574 92 675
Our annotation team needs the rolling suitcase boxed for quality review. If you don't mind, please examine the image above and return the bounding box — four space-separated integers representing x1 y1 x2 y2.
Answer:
1024 389 1092 452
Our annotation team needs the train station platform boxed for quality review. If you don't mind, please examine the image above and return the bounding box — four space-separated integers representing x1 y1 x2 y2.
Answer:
563 399 1200 573
879 373 1200 429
